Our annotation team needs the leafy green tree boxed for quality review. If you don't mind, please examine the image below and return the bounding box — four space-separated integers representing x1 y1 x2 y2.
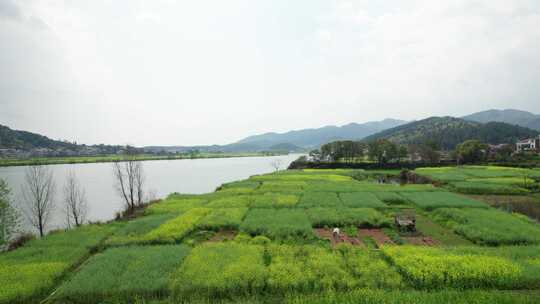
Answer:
0 178 20 247
456 140 488 164
397 146 408 163
409 141 441 164
368 139 400 165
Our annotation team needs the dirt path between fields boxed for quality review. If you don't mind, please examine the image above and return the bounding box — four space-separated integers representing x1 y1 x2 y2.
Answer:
402 236 438 246
358 229 394 246
207 230 237 242
315 228 364 247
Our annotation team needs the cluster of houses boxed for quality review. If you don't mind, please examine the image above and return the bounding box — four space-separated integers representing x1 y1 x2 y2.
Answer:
516 135 540 153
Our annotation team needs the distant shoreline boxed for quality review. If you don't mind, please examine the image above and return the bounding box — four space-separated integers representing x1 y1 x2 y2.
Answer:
0 152 288 167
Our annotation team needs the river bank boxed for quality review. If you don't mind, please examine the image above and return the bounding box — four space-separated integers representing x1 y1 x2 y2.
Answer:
0 152 286 167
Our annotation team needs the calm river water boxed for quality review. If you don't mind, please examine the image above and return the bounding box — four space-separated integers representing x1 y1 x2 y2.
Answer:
0 154 301 233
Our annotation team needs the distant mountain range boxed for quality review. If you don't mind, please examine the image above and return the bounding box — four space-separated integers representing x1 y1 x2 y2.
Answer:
364 116 539 150
463 109 540 131
3 109 540 154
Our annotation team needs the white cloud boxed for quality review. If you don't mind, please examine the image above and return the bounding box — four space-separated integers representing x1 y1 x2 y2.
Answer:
1 0 539 145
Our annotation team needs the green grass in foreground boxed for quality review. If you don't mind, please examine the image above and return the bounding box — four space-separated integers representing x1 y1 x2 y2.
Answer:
6 167 540 304
0 224 119 304
286 290 540 304
53 245 190 303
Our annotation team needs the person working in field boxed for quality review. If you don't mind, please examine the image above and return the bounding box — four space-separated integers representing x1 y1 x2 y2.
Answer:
332 227 340 240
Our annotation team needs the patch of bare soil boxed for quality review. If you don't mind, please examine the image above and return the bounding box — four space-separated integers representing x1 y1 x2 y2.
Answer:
358 229 394 246
315 228 364 247
207 230 237 242
402 236 439 246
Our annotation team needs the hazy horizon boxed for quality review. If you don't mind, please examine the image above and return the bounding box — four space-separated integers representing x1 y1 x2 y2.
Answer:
2 1 540 146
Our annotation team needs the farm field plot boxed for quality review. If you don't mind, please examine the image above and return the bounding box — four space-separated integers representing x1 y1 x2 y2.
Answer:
142 208 211 243
298 192 342 208
105 213 177 246
430 208 540 245
197 208 248 231
306 208 389 228
250 193 299 208
53 245 190 303
415 166 540 195
170 243 267 299
339 192 388 208
145 197 208 214
4 166 540 304
287 290 540 304
240 209 313 239
414 214 472 246
0 224 119 304
382 245 540 289
400 192 488 210
468 195 540 222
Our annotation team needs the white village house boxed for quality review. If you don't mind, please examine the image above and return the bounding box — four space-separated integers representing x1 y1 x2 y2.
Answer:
516 135 540 153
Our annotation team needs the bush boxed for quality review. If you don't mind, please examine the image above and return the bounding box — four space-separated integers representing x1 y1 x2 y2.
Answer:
250 236 271 245
240 209 313 239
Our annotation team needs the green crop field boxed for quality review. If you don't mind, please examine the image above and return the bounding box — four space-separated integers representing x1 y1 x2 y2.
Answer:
430 208 540 245
400 192 488 210
339 192 388 208
415 166 540 195
2 166 540 304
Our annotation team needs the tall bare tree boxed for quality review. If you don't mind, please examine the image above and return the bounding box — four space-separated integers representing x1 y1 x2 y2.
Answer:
21 166 56 237
63 171 88 228
270 159 283 172
112 153 145 215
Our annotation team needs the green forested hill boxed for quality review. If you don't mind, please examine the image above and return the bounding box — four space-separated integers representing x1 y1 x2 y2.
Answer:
0 124 74 150
363 117 539 150
463 109 540 131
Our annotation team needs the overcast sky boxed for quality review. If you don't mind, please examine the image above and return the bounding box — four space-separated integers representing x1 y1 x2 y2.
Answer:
1 0 540 146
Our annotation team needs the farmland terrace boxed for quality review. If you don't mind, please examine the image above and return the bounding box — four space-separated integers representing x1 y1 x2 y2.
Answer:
2 166 540 303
